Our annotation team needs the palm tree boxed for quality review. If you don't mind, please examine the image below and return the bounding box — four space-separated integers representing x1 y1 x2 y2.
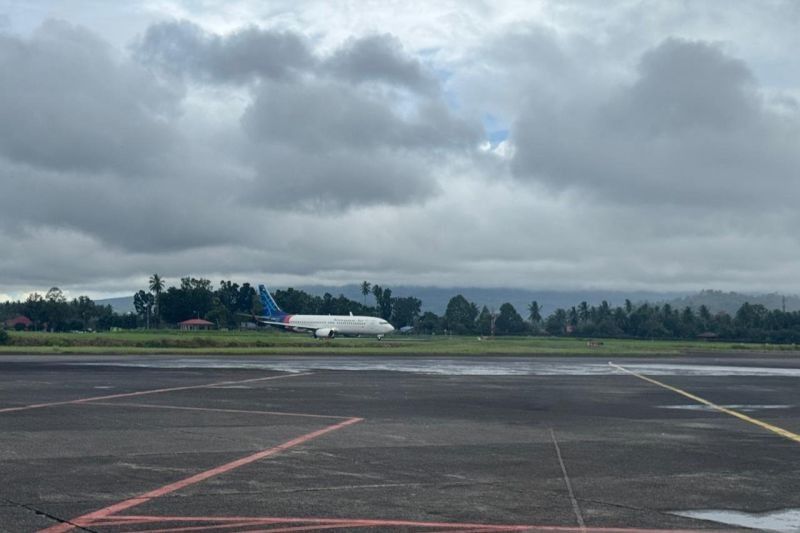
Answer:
360 281 372 306
371 284 383 317
527 300 542 324
578 301 589 324
149 274 165 327
568 306 579 327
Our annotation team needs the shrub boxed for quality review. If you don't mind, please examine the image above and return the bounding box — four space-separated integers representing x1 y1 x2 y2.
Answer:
0 329 9 345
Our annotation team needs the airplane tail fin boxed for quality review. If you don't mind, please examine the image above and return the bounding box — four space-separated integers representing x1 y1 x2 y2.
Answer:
258 284 286 318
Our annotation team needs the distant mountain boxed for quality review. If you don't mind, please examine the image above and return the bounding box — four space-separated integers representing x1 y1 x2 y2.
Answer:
95 296 135 314
94 287 800 317
664 290 800 315
297 285 687 315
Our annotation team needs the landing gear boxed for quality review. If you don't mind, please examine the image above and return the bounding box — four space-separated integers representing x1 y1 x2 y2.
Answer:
377 335 384 341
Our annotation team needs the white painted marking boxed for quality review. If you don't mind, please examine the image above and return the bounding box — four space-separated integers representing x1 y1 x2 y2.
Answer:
72 358 800 377
550 429 585 531
672 508 800 532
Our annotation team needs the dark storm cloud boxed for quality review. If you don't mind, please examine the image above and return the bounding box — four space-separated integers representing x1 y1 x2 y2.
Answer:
323 34 436 92
0 19 246 254
511 38 800 206
136 21 436 94
0 158 243 253
615 39 758 133
238 78 480 209
0 20 178 175
132 20 480 209
4 3 800 297
241 79 478 152
136 20 314 82
0 17 480 262
242 144 435 210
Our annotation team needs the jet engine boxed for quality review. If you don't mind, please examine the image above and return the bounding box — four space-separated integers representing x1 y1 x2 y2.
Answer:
313 328 336 338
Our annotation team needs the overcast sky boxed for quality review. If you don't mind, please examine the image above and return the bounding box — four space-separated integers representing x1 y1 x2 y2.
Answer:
1 0 800 300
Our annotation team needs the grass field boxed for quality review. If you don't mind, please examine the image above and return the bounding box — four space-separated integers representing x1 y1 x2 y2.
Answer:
1 329 799 356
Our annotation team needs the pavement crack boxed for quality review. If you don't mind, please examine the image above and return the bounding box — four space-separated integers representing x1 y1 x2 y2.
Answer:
277 480 503 494
577 497 652 512
2 497 99 533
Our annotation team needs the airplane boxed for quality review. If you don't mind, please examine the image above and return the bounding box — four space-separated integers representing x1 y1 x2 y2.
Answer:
254 284 395 340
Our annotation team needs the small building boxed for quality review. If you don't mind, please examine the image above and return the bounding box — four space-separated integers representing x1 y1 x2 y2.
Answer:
4 315 33 330
178 318 215 331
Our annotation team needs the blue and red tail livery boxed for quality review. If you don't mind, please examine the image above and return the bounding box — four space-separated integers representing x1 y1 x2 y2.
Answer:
258 284 286 318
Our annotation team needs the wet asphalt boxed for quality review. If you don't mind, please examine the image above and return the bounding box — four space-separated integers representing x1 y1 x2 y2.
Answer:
0 354 798 532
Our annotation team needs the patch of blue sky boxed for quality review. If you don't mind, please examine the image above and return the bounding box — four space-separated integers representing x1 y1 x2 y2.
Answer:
483 113 509 145
441 84 463 113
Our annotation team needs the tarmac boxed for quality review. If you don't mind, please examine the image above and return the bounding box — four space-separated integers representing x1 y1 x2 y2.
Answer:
0 354 798 532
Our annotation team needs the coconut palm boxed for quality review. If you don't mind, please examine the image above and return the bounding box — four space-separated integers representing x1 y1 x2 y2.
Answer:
360 281 372 306
527 301 542 324
149 273 165 327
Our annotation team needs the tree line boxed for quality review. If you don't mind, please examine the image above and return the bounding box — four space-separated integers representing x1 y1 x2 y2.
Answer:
0 277 260 332
3 277 800 343
0 287 118 332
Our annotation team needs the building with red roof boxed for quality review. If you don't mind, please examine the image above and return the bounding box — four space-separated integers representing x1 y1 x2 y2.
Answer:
178 318 215 331
4 315 33 330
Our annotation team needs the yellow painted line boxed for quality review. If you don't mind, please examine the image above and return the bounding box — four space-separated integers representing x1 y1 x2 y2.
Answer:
609 362 800 445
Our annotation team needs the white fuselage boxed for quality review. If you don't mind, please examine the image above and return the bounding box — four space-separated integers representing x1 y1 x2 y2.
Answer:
285 314 394 336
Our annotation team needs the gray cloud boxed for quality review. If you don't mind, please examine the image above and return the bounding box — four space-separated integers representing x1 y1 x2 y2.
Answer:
238 78 479 209
135 19 314 82
136 21 436 95
614 39 758 134
4 4 800 299
0 18 480 259
0 20 179 176
0 157 246 253
323 34 436 92
242 79 478 152
511 38 800 207
241 144 438 210
131 20 480 210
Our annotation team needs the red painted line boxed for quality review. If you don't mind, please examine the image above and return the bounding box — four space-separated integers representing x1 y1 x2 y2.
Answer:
78 518 155 526
426 529 522 533
0 372 312 414
93 516 288 523
117 521 269 532
39 417 362 533
86 401 351 419
44 513 713 533
107 514 715 531
216 525 708 533
423 529 526 533
239 525 368 533
89 515 528 528
131 521 366 533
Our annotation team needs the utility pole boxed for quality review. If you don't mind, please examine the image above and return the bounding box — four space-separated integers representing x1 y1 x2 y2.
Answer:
782 295 786 313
